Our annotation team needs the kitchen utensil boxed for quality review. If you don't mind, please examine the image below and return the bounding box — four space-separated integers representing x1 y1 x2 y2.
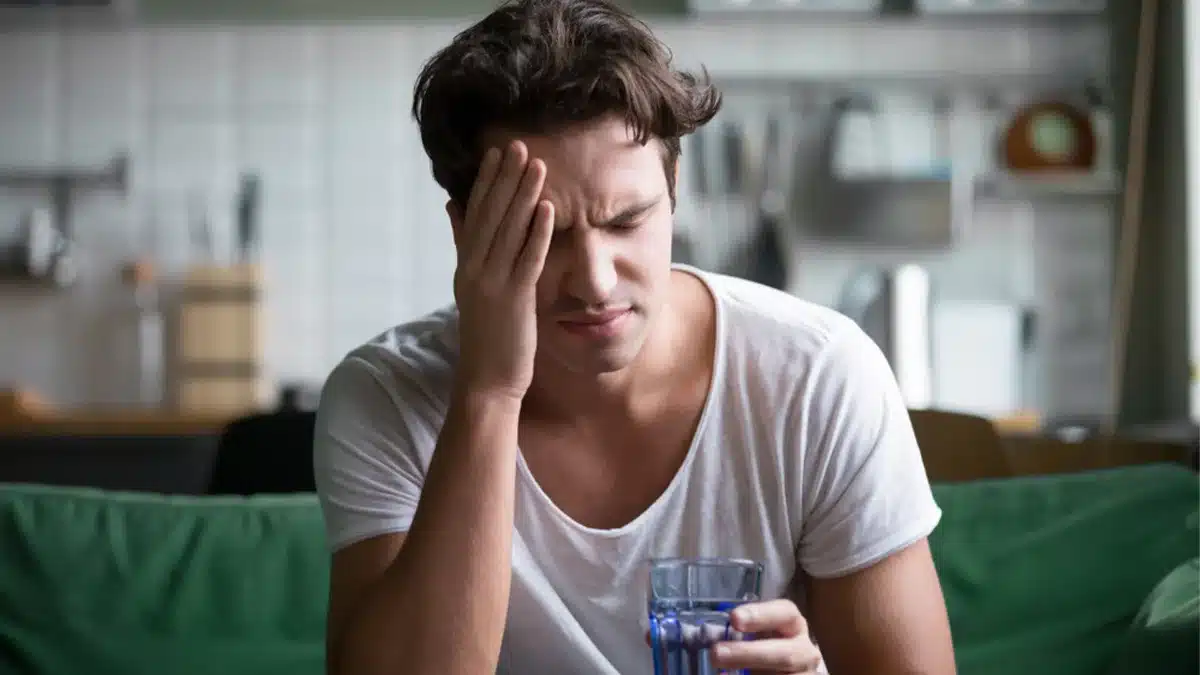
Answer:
121 259 164 408
720 121 744 196
21 206 77 287
187 191 214 264
721 112 790 290
235 173 261 263
175 264 265 415
647 557 763 675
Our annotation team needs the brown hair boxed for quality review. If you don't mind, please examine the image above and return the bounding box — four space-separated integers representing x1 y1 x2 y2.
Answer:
411 0 721 209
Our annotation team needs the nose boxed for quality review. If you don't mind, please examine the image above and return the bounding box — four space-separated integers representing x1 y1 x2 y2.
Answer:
564 228 617 306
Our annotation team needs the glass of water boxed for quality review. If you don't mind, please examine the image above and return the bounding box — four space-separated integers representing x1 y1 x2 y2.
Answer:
647 557 764 675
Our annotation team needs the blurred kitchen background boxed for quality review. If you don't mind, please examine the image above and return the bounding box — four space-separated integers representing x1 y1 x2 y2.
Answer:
0 0 1197 447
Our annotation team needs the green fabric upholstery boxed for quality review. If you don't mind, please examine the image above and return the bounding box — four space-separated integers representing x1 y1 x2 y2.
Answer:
928 464 1199 675
0 484 329 675
1106 556 1200 675
0 463 1196 675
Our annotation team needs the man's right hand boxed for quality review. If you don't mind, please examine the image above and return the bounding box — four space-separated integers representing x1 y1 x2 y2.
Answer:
448 140 555 403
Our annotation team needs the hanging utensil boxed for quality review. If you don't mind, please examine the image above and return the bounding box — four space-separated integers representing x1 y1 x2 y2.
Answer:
235 173 261 264
722 111 790 291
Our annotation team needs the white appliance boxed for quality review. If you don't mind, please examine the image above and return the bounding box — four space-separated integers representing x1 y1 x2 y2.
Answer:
836 264 934 409
932 303 1024 417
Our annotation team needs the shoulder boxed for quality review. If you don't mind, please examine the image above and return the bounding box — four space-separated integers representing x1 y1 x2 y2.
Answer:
325 305 461 406
316 305 460 442
697 268 874 380
696 268 899 437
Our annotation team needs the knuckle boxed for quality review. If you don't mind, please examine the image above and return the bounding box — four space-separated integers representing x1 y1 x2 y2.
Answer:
794 611 809 634
782 651 808 672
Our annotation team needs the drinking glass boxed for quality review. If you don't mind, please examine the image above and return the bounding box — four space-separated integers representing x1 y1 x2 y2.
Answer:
646 557 764 675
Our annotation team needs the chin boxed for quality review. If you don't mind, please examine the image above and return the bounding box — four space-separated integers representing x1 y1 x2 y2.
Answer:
542 327 647 376
550 343 639 375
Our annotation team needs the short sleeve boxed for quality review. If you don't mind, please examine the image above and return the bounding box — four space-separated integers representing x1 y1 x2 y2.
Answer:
312 355 438 552
795 323 942 579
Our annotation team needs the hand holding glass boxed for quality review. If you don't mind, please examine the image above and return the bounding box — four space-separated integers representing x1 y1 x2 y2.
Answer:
647 557 764 675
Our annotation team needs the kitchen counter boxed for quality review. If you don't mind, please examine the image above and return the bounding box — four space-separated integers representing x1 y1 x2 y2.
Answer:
0 388 241 436
0 388 1041 438
0 410 235 436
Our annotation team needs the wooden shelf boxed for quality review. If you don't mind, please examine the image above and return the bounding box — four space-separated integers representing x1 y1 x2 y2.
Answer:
914 0 1105 16
973 170 1121 200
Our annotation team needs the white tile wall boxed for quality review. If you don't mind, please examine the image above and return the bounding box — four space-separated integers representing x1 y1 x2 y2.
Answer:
0 16 1108 407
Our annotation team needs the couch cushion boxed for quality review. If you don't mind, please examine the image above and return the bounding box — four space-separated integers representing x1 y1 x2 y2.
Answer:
930 463 1199 675
0 483 329 675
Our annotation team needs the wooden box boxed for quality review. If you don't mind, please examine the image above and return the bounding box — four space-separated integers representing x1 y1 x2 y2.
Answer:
173 264 266 416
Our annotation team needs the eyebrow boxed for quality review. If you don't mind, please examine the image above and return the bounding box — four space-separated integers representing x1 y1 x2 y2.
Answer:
591 194 664 229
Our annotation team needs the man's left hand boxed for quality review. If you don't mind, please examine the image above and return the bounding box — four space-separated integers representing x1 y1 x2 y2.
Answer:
710 599 822 674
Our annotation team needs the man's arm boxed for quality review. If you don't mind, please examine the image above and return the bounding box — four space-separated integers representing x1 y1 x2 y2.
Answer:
319 141 553 675
805 539 956 675
325 388 523 675
791 319 955 674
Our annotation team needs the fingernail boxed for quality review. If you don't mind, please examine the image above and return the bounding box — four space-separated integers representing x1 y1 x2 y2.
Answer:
712 644 729 658
732 606 754 624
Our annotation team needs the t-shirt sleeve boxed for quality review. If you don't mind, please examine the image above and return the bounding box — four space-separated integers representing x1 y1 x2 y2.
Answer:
312 354 437 553
794 322 943 579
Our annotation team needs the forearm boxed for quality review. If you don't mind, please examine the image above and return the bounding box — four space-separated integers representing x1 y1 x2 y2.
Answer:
333 388 522 675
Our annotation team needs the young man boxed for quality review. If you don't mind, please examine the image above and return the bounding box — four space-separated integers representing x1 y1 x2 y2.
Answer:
312 1 957 673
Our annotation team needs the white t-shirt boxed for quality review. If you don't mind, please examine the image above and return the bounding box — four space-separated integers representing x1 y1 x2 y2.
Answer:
313 265 942 675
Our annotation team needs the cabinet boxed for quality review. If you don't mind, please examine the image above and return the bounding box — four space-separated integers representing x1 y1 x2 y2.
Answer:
138 0 687 21
686 0 880 14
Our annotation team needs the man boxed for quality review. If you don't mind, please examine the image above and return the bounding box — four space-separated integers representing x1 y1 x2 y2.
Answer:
313 0 957 673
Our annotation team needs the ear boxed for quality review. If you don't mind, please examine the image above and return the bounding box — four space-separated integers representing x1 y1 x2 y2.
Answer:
446 200 465 248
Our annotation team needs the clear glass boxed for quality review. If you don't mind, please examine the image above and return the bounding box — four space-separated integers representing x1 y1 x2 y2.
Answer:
646 557 764 675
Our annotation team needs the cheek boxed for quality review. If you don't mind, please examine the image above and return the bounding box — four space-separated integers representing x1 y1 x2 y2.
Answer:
630 218 675 270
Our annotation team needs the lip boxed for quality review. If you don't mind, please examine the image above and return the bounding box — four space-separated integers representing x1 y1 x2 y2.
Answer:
557 308 632 338
559 309 630 325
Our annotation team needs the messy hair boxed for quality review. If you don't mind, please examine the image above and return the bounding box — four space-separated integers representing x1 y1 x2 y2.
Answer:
411 0 722 209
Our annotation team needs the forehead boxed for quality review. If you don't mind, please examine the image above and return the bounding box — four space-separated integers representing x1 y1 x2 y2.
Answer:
484 116 667 219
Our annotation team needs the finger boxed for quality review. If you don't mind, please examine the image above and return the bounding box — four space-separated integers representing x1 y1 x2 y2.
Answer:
487 158 546 273
710 637 822 673
514 200 554 286
731 600 807 638
446 201 464 252
472 141 528 266
462 146 503 242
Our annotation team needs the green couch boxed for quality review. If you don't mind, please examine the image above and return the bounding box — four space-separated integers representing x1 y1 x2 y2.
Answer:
0 464 1196 675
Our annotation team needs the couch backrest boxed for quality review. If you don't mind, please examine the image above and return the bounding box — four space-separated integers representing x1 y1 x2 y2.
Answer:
929 463 1199 675
0 464 1195 675
0 483 329 675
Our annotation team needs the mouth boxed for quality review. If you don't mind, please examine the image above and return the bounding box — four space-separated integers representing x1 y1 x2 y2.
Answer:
557 308 633 338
